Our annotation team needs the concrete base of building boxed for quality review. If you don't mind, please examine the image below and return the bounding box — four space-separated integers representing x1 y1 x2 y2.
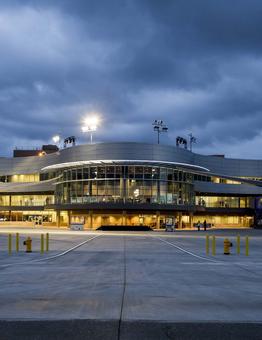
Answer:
0 320 261 340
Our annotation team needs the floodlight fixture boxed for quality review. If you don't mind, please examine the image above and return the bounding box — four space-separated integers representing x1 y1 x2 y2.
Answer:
64 136 76 148
176 136 188 149
52 135 60 144
82 115 100 144
152 120 168 144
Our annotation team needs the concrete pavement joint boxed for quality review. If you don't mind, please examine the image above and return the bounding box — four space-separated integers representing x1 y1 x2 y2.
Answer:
182 262 262 265
118 236 127 340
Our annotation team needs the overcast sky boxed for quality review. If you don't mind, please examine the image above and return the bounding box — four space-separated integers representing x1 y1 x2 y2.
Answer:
0 0 262 158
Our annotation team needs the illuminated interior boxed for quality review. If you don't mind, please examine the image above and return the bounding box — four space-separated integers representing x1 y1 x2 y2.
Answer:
55 165 195 205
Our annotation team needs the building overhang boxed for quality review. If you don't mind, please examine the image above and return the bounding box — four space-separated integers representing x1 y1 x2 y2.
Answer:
41 159 210 172
45 202 196 212
0 206 45 211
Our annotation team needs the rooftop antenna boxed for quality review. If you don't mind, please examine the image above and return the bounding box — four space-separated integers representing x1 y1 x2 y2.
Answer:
152 120 168 144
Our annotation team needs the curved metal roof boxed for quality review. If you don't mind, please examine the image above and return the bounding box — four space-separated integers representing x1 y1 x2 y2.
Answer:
0 142 261 177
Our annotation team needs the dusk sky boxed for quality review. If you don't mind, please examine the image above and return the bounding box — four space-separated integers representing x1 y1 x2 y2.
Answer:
1 0 262 158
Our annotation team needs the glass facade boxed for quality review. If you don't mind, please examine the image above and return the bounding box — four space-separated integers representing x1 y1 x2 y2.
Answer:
55 165 195 205
0 195 54 206
193 215 253 228
0 174 40 183
194 175 242 185
196 196 254 208
0 210 56 224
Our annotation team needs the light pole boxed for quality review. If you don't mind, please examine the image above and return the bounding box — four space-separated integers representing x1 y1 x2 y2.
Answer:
188 133 197 152
82 116 99 144
52 135 60 148
152 120 168 144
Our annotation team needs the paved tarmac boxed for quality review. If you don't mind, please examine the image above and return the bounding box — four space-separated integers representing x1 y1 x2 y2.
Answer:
0 228 261 339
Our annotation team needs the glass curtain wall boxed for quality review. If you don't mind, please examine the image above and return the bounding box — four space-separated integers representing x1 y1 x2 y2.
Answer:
196 196 254 208
0 195 54 206
55 165 194 205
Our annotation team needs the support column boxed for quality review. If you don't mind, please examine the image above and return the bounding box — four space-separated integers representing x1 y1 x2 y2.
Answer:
178 212 182 229
122 210 127 226
189 212 193 229
9 196 11 222
89 210 93 229
56 211 61 228
156 211 160 229
174 213 177 228
67 210 71 228
122 177 127 203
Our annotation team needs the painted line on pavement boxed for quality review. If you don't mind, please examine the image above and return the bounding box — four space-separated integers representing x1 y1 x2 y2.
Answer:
182 262 225 265
153 236 219 263
182 262 262 265
0 235 102 268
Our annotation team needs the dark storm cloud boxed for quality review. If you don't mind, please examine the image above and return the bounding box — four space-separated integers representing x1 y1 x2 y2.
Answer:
0 0 262 158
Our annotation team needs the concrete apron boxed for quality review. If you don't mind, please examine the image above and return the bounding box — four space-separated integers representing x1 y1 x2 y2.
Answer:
1 320 262 340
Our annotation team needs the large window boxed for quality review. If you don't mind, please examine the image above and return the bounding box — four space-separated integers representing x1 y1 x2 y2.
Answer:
5 174 40 183
196 196 254 208
0 195 10 206
55 164 194 205
0 195 54 206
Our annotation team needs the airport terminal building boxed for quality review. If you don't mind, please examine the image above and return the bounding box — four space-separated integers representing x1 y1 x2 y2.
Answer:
0 142 262 229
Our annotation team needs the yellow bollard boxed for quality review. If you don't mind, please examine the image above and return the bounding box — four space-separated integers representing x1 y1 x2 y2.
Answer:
212 236 216 256
245 236 249 256
206 235 209 255
46 233 49 252
8 234 12 255
236 235 240 255
16 233 19 252
40 234 44 254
